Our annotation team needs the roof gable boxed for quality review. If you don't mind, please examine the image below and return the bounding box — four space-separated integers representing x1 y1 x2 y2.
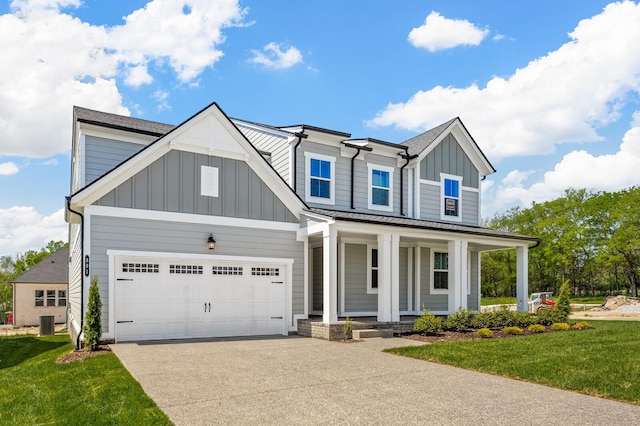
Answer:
12 248 69 284
69 102 306 218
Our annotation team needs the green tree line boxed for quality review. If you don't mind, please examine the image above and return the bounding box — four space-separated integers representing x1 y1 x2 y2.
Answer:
0 241 67 323
482 187 639 298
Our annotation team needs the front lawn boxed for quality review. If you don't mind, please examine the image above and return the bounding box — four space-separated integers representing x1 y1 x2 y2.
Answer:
386 320 640 405
0 333 171 425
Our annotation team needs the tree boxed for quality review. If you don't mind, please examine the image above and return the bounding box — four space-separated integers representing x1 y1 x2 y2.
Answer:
555 280 572 321
83 276 102 351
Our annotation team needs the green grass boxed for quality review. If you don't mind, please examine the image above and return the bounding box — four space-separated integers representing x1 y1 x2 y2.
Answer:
386 321 640 405
0 333 172 425
481 296 605 306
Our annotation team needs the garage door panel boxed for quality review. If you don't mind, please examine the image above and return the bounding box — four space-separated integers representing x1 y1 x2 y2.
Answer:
115 258 286 342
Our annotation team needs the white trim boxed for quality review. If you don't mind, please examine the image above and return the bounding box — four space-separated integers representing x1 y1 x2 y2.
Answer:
200 166 219 197
477 252 482 311
407 248 413 312
85 205 299 232
414 246 421 312
467 251 472 296
339 242 346 315
341 311 378 317
303 237 309 318
304 152 336 205
421 179 439 186
440 173 463 223
430 249 449 295
367 163 394 212
462 186 479 193
366 244 378 295
407 168 414 219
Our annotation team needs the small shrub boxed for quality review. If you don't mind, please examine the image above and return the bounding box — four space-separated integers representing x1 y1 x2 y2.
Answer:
443 308 474 332
83 276 102 351
572 321 591 330
551 322 570 331
536 308 565 326
476 328 494 338
469 312 497 329
528 324 546 334
343 317 353 340
413 310 442 335
514 311 536 328
503 326 523 335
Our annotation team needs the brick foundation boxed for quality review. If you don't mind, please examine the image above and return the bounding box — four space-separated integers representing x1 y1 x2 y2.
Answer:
297 318 416 341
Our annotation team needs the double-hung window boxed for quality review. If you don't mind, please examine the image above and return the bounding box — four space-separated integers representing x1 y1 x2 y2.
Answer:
35 290 44 307
305 153 335 205
368 164 394 212
441 174 462 221
432 251 449 293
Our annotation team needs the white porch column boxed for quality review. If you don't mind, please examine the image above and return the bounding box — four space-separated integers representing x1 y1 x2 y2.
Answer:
322 225 338 323
516 245 529 312
447 240 462 313
391 234 400 321
377 233 392 321
459 241 468 310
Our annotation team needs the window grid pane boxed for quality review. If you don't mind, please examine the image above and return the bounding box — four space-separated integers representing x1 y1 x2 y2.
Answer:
35 290 44 307
47 290 56 307
372 188 389 206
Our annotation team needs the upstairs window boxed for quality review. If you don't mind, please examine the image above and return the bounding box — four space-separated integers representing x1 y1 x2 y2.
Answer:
35 290 44 307
432 251 449 293
441 174 462 221
368 164 394 212
305 153 335 205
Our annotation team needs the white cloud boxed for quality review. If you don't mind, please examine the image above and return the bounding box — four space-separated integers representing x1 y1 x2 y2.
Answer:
0 162 19 175
249 42 303 69
486 120 640 215
0 206 67 256
408 11 489 52
370 1 640 161
152 89 171 112
0 0 247 159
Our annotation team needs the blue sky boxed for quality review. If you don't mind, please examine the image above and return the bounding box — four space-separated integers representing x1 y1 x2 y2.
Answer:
1 0 640 256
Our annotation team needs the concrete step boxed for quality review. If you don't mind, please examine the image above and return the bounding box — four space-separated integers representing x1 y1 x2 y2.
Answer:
352 329 394 339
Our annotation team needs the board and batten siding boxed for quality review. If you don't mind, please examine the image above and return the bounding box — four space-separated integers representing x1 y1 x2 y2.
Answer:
85 136 146 185
343 244 376 312
419 134 479 188
89 215 304 333
297 142 408 215
236 123 292 186
95 150 297 223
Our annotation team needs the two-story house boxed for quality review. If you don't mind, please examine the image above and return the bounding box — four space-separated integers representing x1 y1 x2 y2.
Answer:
65 101 537 345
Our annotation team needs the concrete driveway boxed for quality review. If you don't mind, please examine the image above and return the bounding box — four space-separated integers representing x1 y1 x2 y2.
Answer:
112 336 640 425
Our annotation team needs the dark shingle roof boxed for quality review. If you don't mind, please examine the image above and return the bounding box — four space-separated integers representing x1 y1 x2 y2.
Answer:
308 208 538 242
400 118 458 156
12 247 69 284
74 106 175 136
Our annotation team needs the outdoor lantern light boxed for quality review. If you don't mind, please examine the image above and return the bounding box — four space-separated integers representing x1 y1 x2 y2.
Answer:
207 234 216 250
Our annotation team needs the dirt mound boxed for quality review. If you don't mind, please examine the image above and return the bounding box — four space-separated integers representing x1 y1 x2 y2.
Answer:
592 296 640 311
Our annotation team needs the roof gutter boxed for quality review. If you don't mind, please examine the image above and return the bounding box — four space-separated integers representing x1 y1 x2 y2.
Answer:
65 196 85 351
292 132 308 193
399 153 418 216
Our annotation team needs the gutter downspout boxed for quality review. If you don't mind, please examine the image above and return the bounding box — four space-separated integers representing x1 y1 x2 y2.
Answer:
399 153 418 216
66 196 84 351
343 143 372 209
292 132 308 193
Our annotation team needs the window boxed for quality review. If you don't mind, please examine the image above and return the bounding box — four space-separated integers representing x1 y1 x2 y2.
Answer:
35 290 44 307
170 264 203 274
367 246 378 294
441 174 462 221
432 252 448 293
368 164 394 212
47 290 56 307
122 263 159 273
251 267 279 276
305 153 335 205
58 290 67 307
212 266 243 275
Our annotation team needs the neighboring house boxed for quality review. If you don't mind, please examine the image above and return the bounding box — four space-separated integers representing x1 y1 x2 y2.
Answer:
65 102 538 345
12 247 69 327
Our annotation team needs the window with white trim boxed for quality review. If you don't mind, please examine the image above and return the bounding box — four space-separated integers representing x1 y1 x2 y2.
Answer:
305 153 335 205
122 263 159 273
212 266 243 275
251 267 280 276
441 174 462 221
169 264 203 274
432 251 448 293
367 164 394 212
58 290 67 307
35 290 44 307
46 290 56 307
367 246 378 294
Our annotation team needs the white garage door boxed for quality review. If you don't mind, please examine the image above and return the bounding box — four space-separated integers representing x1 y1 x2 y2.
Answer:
114 258 285 342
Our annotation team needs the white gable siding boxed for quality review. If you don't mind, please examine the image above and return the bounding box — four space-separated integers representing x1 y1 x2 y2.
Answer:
236 123 292 185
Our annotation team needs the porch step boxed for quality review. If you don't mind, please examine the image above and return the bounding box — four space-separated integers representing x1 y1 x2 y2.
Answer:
352 329 394 339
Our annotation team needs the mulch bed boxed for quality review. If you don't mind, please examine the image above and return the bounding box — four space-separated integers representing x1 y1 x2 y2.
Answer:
400 327 562 343
56 346 112 364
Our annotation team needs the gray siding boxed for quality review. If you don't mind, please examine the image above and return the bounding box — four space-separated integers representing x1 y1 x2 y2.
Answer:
67 224 82 335
312 247 323 311
419 248 448 312
419 184 479 226
399 247 409 311
297 141 408 215
96 150 297 223
343 244 377 312
461 190 479 226
85 136 145 185
237 124 291 185
467 251 479 311
89 215 304 333
419 134 479 188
